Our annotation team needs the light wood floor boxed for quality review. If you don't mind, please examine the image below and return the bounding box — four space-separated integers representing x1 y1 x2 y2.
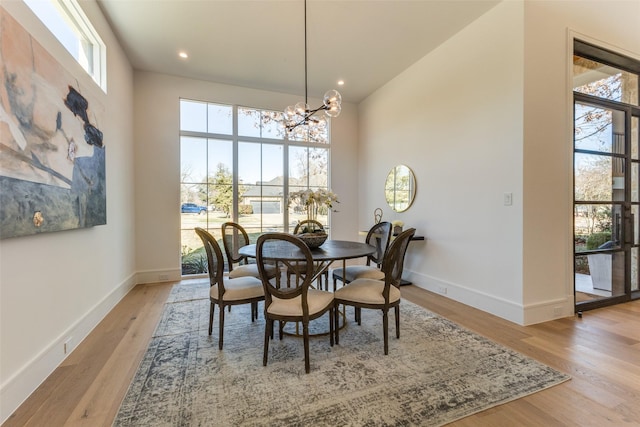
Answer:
4 282 640 426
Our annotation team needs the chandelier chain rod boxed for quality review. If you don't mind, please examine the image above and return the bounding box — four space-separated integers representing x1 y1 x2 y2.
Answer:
284 0 341 132
304 0 308 106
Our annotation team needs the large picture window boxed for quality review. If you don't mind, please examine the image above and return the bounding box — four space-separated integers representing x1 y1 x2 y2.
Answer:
180 99 332 275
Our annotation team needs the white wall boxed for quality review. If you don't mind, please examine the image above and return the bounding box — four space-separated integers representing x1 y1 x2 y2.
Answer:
521 1 640 324
359 0 640 325
133 71 360 283
359 1 526 323
0 1 135 422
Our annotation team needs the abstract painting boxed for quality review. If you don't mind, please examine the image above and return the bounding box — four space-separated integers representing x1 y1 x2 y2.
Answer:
0 7 106 239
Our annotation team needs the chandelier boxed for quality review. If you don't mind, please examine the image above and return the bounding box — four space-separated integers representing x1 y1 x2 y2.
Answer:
284 0 342 133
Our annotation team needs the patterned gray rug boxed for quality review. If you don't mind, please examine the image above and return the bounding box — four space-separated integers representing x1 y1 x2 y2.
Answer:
114 280 570 426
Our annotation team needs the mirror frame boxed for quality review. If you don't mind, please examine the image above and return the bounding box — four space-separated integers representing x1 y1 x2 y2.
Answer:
384 164 416 213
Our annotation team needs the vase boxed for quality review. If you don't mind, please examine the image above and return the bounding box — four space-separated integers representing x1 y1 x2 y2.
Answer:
297 232 328 249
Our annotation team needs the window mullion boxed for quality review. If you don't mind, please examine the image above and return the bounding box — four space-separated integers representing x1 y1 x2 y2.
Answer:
232 105 239 223
283 140 290 232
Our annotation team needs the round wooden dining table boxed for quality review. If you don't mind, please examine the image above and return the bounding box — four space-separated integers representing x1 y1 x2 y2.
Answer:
239 239 376 289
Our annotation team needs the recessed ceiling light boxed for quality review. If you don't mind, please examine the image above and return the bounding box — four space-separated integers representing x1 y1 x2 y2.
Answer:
337 80 344 86
178 51 188 59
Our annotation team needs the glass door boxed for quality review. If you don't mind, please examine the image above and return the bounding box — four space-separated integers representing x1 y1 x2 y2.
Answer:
573 40 640 312
573 101 631 310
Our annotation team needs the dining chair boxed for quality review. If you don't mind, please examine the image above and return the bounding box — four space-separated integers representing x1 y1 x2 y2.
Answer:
334 228 416 355
256 232 334 373
195 227 264 350
222 222 278 282
290 220 329 289
332 221 392 290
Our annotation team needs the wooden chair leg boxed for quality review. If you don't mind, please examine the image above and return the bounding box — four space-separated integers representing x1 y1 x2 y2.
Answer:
329 307 334 346
270 318 274 339
303 322 310 374
263 318 271 366
395 305 400 339
334 303 340 345
208 300 215 335
219 304 225 350
383 309 389 355
278 320 284 340
251 302 258 322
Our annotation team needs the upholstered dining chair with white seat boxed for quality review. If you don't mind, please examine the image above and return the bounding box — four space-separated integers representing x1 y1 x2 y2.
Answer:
290 219 329 289
334 228 415 355
256 232 334 373
222 222 278 282
195 227 264 350
332 221 392 290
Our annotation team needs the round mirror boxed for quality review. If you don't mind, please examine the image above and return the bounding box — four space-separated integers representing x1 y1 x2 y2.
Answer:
384 165 416 212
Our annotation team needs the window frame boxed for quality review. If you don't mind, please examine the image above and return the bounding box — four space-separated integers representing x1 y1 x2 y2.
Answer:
24 0 106 90
179 99 333 276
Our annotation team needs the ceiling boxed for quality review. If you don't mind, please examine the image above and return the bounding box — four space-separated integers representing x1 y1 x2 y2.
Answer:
97 0 500 104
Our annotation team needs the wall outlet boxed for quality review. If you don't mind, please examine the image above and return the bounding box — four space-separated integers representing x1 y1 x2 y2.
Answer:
553 306 563 317
63 337 72 354
503 192 513 206
437 286 447 295
159 274 169 281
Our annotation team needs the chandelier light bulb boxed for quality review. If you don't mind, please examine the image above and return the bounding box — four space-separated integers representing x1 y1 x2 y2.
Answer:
325 103 341 118
295 101 308 115
323 89 342 107
284 105 297 119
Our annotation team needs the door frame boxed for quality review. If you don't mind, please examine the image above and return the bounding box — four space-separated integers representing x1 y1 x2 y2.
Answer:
572 39 640 312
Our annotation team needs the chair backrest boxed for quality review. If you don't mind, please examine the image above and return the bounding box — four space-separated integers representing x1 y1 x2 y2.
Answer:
293 219 324 234
382 228 416 290
195 227 225 291
366 221 392 267
256 233 315 318
221 222 251 271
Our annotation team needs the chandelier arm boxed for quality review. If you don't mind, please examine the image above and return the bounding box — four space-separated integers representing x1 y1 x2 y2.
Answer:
286 105 328 130
286 118 307 131
286 111 326 131
306 105 327 116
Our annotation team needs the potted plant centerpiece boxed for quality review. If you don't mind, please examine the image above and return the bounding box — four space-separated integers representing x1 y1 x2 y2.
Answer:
289 188 339 248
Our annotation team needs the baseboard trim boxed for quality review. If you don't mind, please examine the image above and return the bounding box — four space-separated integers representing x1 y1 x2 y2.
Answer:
0 273 137 424
404 270 571 326
136 268 182 285
522 294 573 325
405 270 525 325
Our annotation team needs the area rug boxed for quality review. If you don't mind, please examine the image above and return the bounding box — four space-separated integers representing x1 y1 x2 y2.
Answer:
113 280 570 426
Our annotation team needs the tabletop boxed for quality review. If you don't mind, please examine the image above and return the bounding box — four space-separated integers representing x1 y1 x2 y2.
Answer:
239 239 376 262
